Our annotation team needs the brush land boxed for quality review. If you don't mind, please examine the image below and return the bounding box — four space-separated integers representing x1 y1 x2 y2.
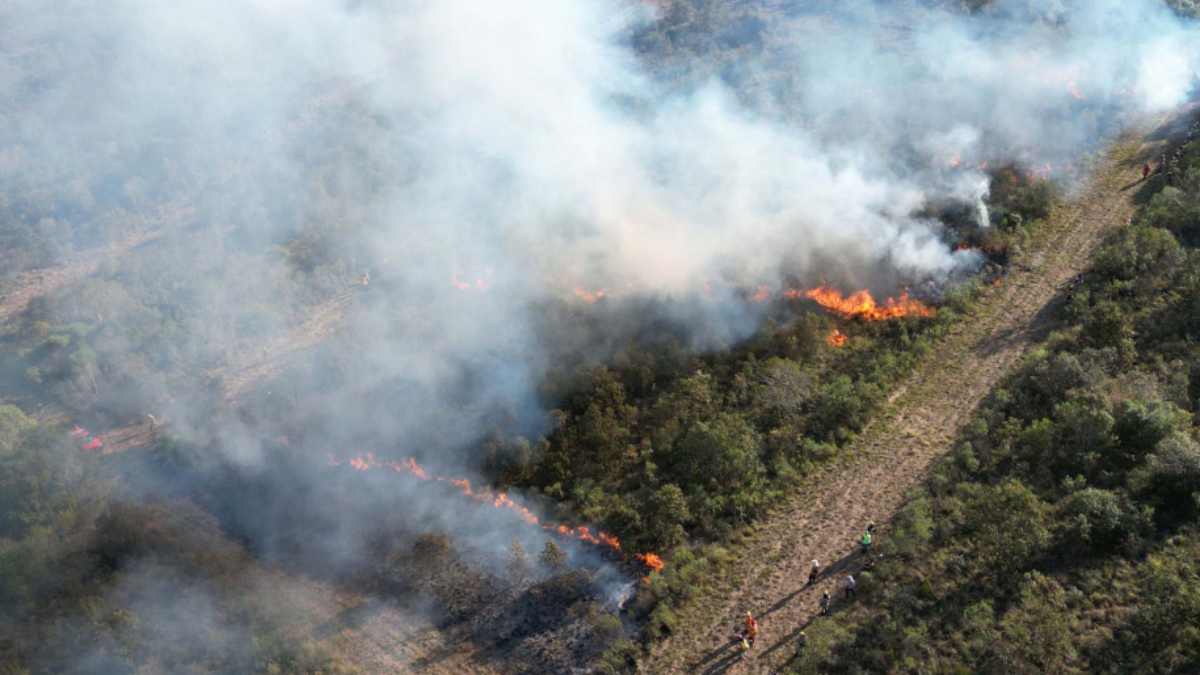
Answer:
3 2 1200 674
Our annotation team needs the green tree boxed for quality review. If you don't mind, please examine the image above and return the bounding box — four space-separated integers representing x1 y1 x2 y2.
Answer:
808 375 869 442
1114 400 1189 462
1048 398 1116 480
1060 488 1126 553
540 540 567 570
1144 433 1200 520
956 480 1051 585
644 484 690 549
668 413 763 493
1081 301 1135 362
575 369 637 477
0 405 33 456
506 540 531 587
989 572 1078 674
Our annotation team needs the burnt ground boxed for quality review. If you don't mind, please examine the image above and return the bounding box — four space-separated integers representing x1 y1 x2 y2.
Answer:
636 109 1194 675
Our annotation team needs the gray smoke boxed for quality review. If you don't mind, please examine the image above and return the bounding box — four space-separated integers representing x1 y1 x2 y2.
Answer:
2 0 1199 646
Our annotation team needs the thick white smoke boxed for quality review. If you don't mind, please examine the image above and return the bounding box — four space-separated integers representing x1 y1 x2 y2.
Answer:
2 0 1198 569
3 3 1199 666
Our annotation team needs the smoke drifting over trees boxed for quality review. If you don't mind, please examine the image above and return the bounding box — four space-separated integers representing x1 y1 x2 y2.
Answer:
1 0 1198 671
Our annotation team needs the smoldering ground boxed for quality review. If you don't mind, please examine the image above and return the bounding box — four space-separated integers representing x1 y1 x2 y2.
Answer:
1 0 1198 669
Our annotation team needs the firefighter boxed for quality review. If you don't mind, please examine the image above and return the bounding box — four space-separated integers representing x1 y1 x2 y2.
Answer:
844 573 857 599
820 590 831 616
860 527 873 554
737 633 751 654
744 611 759 647
807 559 820 586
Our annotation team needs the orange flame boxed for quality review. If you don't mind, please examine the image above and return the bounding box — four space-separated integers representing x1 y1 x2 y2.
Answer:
337 453 661 573
573 287 607 304
750 285 771 303
827 329 848 347
452 272 491 291
636 552 664 573
802 286 934 321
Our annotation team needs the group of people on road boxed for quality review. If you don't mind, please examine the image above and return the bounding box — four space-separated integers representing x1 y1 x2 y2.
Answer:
732 523 877 658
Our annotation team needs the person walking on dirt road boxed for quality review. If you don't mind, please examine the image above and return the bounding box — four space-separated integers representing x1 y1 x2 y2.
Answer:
819 590 831 616
732 610 758 652
844 573 857 599
808 559 820 586
744 611 758 645
860 528 873 554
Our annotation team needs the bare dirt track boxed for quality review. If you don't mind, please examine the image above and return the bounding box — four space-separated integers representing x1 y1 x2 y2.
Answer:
638 111 1188 675
0 228 164 325
214 287 358 404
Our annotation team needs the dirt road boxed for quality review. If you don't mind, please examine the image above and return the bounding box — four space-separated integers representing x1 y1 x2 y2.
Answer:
0 228 163 325
214 287 358 404
639 113 1186 675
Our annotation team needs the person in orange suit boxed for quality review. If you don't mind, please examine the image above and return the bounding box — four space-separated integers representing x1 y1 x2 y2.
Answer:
744 611 758 646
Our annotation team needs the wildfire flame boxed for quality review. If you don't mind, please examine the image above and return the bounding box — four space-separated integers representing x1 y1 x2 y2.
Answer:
636 552 664 573
802 286 934 321
452 272 491 291
332 453 662 574
826 329 848 347
573 287 607 304
454 273 938 322
71 424 103 450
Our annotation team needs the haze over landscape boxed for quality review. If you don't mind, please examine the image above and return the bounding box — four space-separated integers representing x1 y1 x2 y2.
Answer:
2 1 1200 673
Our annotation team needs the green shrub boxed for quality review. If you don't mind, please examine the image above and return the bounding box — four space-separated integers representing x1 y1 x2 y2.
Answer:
1060 488 1126 553
1144 434 1200 521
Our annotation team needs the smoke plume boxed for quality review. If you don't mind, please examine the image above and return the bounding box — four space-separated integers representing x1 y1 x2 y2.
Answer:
2 0 1198 664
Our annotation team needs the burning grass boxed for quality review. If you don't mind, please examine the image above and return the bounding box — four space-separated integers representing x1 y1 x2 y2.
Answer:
334 452 663 574
800 286 935 321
